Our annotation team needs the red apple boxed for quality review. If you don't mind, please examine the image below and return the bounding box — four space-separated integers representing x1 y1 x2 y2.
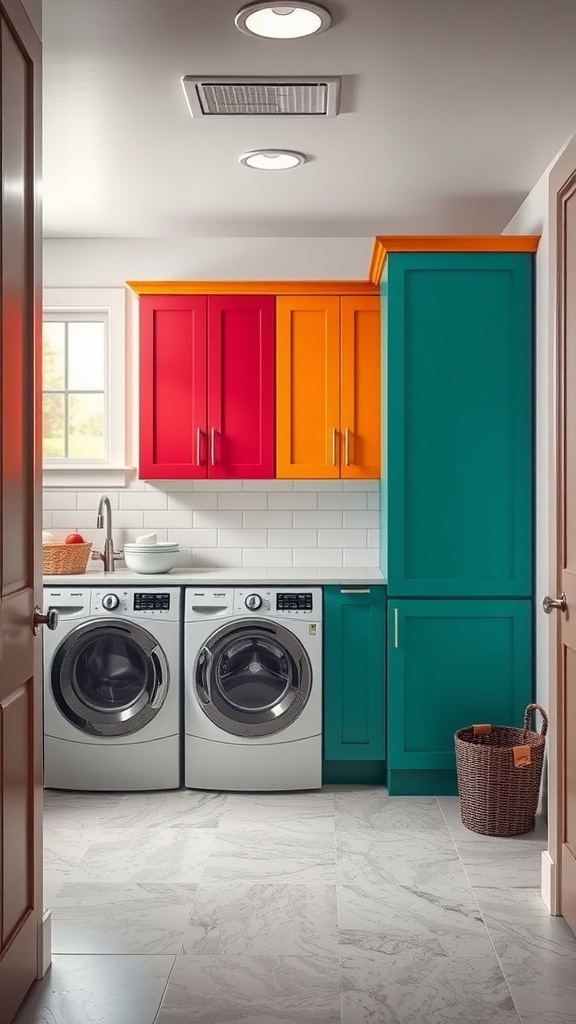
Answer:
64 532 85 544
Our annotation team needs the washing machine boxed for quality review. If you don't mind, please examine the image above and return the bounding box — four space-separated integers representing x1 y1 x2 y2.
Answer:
184 587 322 791
43 586 181 791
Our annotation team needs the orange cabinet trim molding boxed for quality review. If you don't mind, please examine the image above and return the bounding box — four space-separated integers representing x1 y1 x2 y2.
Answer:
127 280 380 296
368 235 541 284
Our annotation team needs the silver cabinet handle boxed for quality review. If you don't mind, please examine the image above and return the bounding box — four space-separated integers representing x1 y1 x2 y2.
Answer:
210 428 217 466
196 427 204 466
394 608 399 648
340 588 371 594
332 427 338 466
345 427 351 466
542 593 567 613
33 606 59 636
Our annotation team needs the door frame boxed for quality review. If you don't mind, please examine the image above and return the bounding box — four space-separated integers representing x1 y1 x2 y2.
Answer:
548 132 576 916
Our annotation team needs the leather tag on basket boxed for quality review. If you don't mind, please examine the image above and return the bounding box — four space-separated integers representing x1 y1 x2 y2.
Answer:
473 724 492 735
513 745 532 767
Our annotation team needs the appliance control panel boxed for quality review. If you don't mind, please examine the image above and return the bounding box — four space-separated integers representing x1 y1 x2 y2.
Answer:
234 588 321 618
133 592 171 612
276 592 313 612
90 588 180 620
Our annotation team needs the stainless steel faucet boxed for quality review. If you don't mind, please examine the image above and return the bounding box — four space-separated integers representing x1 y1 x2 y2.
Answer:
95 494 121 572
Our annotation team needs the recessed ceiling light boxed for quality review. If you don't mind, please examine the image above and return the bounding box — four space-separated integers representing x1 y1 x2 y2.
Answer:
239 149 307 170
235 2 332 39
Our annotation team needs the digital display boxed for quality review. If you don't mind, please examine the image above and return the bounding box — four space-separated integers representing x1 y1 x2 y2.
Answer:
276 592 313 611
133 593 170 611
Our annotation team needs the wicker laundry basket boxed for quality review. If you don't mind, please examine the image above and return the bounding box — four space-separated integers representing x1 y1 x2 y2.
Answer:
42 542 92 575
454 703 548 837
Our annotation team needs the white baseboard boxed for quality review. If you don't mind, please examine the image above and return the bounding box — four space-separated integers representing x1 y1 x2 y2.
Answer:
38 909 52 978
541 850 557 914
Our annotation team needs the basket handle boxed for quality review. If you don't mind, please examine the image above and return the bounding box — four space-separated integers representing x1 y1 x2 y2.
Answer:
523 703 548 738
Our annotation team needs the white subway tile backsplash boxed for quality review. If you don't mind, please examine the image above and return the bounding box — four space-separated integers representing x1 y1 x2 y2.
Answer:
293 510 342 528
43 511 53 529
319 529 367 548
243 548 293 567
343 510 380 529
121 490 168 510
43 482 381 572
218 492 268 510
268 529 317 548
243 510 292 528
293 548 343 567
43 491 78 511
194 510 242 529
318 492 368 510
268 492 317 510
144 510 192 529
343 548 380 567
219 528 267 548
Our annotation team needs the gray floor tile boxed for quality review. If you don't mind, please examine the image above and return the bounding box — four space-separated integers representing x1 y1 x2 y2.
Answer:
69 827 216 883
439 796 548 844
455 838 545 888
219 791 335 832
340 950 521 1024
51 881 197 954
42 789 124 829
44 828 98 873
13 953 174 1024
334 788 449 834
106 789 229 828
203 825 337 884
182 880 338 956
156 954 341 1024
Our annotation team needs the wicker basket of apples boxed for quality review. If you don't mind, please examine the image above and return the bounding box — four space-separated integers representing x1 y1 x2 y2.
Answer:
42 531 92 574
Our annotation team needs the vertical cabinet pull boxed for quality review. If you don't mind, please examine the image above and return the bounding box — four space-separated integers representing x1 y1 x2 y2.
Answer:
210 427 217 466
345 427 351 466
196 427 204 466
394 608 399 649
332 427 338 466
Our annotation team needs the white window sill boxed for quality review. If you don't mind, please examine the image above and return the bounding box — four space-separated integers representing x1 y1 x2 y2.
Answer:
43 466 134 488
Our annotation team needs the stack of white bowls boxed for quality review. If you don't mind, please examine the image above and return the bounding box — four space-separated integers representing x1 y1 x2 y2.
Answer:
123 533 180 574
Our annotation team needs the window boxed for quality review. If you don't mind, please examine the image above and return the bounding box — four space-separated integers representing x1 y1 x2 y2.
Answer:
43 288 128 485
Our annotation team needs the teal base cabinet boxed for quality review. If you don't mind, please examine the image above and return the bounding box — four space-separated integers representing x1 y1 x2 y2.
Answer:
323 586 386 769
387 599 532 795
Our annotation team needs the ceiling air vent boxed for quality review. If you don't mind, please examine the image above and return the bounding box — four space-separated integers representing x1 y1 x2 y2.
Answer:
181 76 340 117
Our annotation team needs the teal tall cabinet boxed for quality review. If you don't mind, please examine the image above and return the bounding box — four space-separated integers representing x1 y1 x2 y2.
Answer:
381 239 537 795
323 585 386 783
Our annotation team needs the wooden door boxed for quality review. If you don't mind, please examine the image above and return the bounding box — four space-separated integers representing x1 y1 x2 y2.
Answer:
139 296 208 479
207 295 275 479
386 252 533 597
0 1 44 1020
323 586 386 761
276 296 340 478
340 296 381 479
387 599 532 795
550 139 576 933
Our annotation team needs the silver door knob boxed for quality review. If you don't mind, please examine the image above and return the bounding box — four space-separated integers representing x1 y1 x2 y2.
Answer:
542 593 567 614
32 606 59 635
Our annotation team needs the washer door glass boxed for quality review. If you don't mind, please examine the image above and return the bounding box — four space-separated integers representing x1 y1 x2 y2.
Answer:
52 620 169 737
195 619 312 737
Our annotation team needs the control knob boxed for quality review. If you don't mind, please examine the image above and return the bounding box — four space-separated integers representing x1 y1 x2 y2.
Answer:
102 593 120 611
245 593 262 611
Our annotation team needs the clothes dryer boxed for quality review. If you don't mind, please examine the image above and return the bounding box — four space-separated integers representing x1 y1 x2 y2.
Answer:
184 587 322 791
43 586 181 791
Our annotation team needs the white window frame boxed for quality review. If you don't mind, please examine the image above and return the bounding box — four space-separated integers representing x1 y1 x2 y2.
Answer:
43 288 129 487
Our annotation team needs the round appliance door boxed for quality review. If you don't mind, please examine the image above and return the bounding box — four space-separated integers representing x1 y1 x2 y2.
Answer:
51 619 169 737
194 618 312 737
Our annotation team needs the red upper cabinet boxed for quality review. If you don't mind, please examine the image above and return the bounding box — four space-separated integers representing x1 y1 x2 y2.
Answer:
139 295 275 479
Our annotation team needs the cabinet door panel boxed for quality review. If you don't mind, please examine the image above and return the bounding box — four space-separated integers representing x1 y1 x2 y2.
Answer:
387 599 532 771
207 296 275 479
324 586 386 760
139 296 207 478
340 296 381 479
386 253 532 596
276 296 340 478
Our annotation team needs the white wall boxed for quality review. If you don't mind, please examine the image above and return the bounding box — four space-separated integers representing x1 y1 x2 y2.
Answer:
503 173 550 712
43 237 374 288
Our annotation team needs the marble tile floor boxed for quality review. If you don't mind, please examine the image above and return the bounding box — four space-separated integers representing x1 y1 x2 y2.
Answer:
13 787 576 1024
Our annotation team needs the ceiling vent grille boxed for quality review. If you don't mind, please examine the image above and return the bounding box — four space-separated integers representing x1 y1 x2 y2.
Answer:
182 76 340 117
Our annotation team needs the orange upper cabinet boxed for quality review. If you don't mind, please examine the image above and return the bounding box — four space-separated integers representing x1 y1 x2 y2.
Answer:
276 294 381 479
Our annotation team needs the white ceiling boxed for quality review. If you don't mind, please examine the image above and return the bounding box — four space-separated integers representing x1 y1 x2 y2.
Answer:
42 0 576 239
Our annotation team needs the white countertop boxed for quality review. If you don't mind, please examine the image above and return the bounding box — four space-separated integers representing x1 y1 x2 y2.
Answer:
43 566 386 587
